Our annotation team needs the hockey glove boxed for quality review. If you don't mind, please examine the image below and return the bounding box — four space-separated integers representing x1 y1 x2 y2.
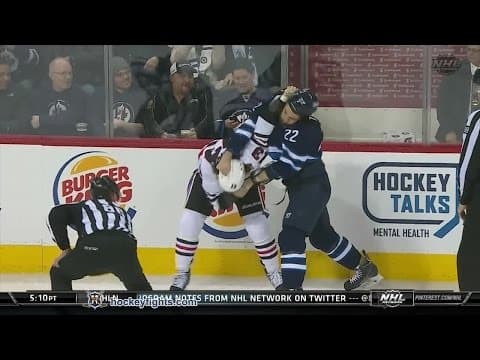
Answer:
232 169 271 199
218 193 235 209
232 178 254 199
209 193 235 212
280 86 299 102
250 168 271 185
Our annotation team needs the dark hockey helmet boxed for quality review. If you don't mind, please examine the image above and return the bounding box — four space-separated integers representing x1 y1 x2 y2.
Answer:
287 89 319 118
90 175 120 201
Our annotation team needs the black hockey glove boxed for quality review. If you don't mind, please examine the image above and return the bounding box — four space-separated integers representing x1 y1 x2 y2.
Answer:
218 192 235 210
209 193 235 212
250 168 271 185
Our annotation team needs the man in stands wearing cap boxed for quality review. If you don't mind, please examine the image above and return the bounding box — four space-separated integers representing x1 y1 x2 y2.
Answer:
144 45 226 87
136 62 215 139
110 56 147 137
217 87 383 291
87 56 147 137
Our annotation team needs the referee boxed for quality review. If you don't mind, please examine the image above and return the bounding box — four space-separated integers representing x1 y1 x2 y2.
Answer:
458 109 480 290
48 175 152 291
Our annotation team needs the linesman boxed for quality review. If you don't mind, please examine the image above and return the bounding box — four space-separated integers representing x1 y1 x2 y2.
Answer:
47 175 152 291
458 109 480 290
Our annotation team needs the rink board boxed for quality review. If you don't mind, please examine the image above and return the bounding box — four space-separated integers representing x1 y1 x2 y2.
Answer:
0 141 461 280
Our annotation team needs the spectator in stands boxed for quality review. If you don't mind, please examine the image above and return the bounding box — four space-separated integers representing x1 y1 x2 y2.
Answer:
111 57 148 137
144 45 281 92
114 45 171 69
37 45 104 96
436 45 480 143
136 62 215 139
114 46 171 98
143 45 280 122
216 45 258 89
89 57 147 137
213 45 281 91
0 45 40 91
0 57 30 134
144 46 226 89
217 58 272 138
30 57 90 136
168 45 226 86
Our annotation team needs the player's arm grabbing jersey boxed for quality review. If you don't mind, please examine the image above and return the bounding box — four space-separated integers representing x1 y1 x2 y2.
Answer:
227 104 274 160
197 139 226 204
47 199 133 250
225 88 300 160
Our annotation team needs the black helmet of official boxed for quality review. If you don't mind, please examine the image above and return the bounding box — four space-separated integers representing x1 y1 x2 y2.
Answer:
90 175 120 201
287 89 318 118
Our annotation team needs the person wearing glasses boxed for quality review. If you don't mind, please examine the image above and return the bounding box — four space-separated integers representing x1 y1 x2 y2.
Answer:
30 57 90 136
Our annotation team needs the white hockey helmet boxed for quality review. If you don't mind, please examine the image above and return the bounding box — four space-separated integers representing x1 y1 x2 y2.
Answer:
218 159 246 193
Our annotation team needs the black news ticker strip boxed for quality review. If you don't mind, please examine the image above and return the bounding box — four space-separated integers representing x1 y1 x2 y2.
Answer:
0 290 478 307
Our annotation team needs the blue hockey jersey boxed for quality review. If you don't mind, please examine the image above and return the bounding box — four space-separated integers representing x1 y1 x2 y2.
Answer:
265 117 324 181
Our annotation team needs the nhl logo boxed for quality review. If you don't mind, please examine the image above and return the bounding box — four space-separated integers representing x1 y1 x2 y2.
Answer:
87 291 104 310
432 55 461 75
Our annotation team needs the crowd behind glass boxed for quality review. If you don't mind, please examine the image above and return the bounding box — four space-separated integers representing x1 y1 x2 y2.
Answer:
0 45 476 144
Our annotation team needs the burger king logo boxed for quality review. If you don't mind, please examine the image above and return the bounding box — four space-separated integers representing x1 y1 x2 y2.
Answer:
203 206 248 240
53 151 136 218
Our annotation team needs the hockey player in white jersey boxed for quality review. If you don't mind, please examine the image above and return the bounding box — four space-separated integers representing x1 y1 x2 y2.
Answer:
170 108 283 290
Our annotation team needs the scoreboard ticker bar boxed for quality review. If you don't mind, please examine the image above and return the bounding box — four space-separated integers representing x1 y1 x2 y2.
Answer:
0 290 477 308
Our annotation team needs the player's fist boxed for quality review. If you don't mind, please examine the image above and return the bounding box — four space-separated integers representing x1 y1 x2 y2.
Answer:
280 86 299 102
217 151 233 176
251 169 270 185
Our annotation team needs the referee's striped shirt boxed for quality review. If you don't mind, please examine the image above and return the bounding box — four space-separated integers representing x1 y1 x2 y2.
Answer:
47 198 133 250
459 109 480 205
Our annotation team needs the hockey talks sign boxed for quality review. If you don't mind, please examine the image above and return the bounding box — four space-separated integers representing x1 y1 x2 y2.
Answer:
362 162 459 238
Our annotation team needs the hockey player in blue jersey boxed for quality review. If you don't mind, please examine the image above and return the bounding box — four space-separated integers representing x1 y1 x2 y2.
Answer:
218 87 383 291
